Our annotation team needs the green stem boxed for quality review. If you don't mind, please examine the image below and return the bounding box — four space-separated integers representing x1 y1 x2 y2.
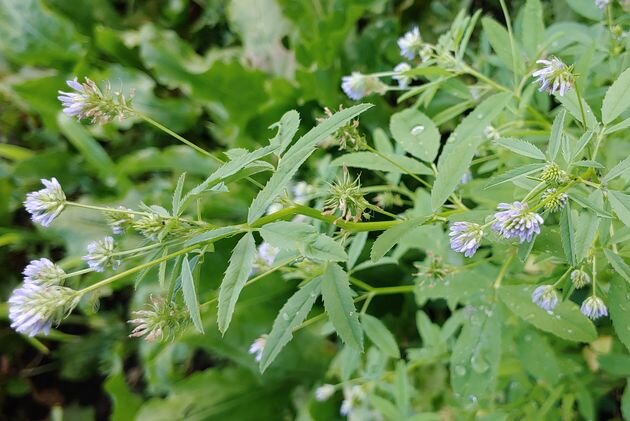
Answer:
364 145 431 188
62 268 94 279
493 252 514 290
137 113 219 162
66 201 148 216
498 0 518 88
366 203 403 220
250 205 401 232
573 79 588 130
136 112 264 189
77 244 199 295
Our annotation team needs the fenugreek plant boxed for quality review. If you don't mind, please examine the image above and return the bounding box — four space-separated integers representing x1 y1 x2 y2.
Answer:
6 0 630 418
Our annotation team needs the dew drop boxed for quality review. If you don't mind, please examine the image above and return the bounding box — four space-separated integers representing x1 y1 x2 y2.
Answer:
455 365 467 376
282 312 290 321
349 311 355 317
410 125 425 135
567 328 573 334
471 354 489 373
469 395 478 404
476 114 484 120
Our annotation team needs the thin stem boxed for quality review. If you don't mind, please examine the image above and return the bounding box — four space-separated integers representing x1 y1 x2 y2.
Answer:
365 204 403 220
137 113 219 161
498 0 518 88
591 255 598 297
364 145 431 188
66 201 148 216
573 79 588 130
77 244 199 295
62 268 94 279
493 252 514 290
250 205 401 232
136 111 264 189
199 258 295 309
552 268 572 287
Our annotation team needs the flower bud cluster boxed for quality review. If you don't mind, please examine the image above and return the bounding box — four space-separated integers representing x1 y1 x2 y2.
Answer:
323 170 370 222
58 77 133 124
128 296 189 343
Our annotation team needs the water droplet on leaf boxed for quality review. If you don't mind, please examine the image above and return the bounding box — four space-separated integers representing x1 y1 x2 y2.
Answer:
410 125 425 135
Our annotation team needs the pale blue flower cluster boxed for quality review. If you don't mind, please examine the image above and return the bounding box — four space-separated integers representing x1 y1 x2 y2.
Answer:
449 222 483 257
83 236 119 272
249 335 267 362
492 201 543 243
315 384 335 401
58 77 132 124
23 258 65 285
581 296 608 320
533 57 573 96
393 63 412 88
23 178 66 227
531 285 560 311
9 257 76 336
595 0 610 9
397 27 423 60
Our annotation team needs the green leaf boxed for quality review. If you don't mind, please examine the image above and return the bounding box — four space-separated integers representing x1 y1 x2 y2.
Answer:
571 130 595 161
217 233 257 334
495 137 546 160
182 144 278 207
227 0 292 77
415 267 495 310
370 217 427 262
259 277 322 372
171 173 186 216
269 109 300 155
572 160 604 169
104 373 142 421
481 17 523 72
361 314 400 358
566 0 604 20
260 221 347 262
521 0 545 60
181 255 204 334
547 109 566 161
450 303 502 403
499 285 597 342
320 264 363 351
184 226 241 247
560 205 577 266
331 151 432 175
604 156 630 183
248 103 373 223
515 330 562 386
484 163 545 189
389 109 441 162
609 191 630 227
395 361 410 418
556 90 598 130
605 117 630 135
574 210 601 263
609 276 630 353
602 67 630 124
623 379 630 421
347 231 367 270
432 93 511 210
0 0 84 66
568 191 612 218
605 249 630 283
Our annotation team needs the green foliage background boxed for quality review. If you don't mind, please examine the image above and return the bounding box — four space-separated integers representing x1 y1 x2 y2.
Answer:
0 0 629 420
